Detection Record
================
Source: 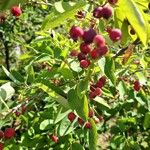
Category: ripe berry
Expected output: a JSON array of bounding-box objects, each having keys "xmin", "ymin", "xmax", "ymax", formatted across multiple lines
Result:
[
  {"xmin": 80, "ymin": 59, "xmax": 90, "ymax": 68},
  {"xmin": 90, "ymin": 85, "xmax": 96, "ymax": 92},
  {"xmin": 11, "ymin": 6, "xmax": 22, "ymax": 17},
  {"xmin": 50, "ymin": 135, "xmax": 59, "ymax": 143},
  {"xmin": 69, "ymin": 26, "xmax": 84, "ymax": 41},
  {"xmin": 94, "ymin": 87, "xmax": 102, "ymax": 96},
  {"xmin": 15, "ymin": 111, "xmax": 21, "ymax": 117},
  {"xmin": 97, "ymin": 46, "xmax": 108, "ymax": 56},
  {"xmin": 78, "ymin": 52, "xmax": 86, "ymax": 61},
  {"xmin": 93, "ymin": 7, "xmax": 103, "ymax": 18},
  {"xmin": 68, "ymin": 112, "xmax": 76, "ymax": 122},
  {"xmin": 94, "ymin": 35, "xmax": 106, "ymax": 48},
  {"xmin": 0, "ymin": 143, "xmax": 3, "ymax": 150},
  {"xmin": 80, "ymin": 43, "xmax": 91, "ymax": 54},
  {"xmin": 96, "ymin": 76, "xmax": 106, "ymax": 88},
  {"xmin": 102, "ymin": 5, "xmax": 113, "ymax": 19},
  {"xmin": 0, "ymin": 130, "xmax": 4, "ymax": 139},
  {"xmin": 78, "ymin": 118, "xmax": 84, "ymax": 125},
  {"xmin": 70, "ymin": 50, "xmax": 79, "ymax": 57},
  {"xmin": 85, "ymin": 122, "xmax": 91, "ymax": 129},
  {"xmin": 108, "ymin": 28, "xmax": 122, "ymax": 42},
  {"xmin": 90, "ymin": 49, "xmax": 99, "ymax": 59},
  {"xmin": 89, "ymin": 91, "xmax": 96, "ymax": 99},
  {"xmin": 4, "ymin": 128, "xmax": 15, "ymax": 139},
  {"xmin": 89, "ymin": 109, "xmax": 94, "ymax": 118},
  {"xmin": 83, "ymin": 28, "xmax": 97, "ymax": 44},
  {"xmin": 133, "ymin": 81, "xmax": 141, "ymax": 92},
  {"xmin": 108, "ymin": 0, "xmax": 118, "ymax": 5}
]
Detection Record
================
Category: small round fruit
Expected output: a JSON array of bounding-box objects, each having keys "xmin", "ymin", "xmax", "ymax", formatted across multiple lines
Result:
[
  {"xmin": 78, "ymin": 52, "xmax": 86, "ymax": 61},
  {"xmin": 70, "ymin": 50, "xmax": 79, "ymax": 57},
  {"xmin": 85, "ymin": 122, "xmax": 91, "ymax": 129},
  {"xmin": 94, "ymin": 35, "xmax": 106, "ymax": 48},
  {"xmin": 80, "ymin": 43, "xmax": 91, "ymax": 54},
  {"xmin": 93, "ymin": 7, "xmax": 103, "ymax": 18},
  {"xmin": 69, "ymin": 26, "xmax": 84, "ymax": 41},
  {"xmin": 96, "ymin": 76, "xmax": 106, "ymax": 88},
  {"xmin": 78, "ymin": 118, "xmax": 84, "ymax": 125},
  {"xmin": 98, "ymin": 115, "xmax": 103, "ymax": 121},
  {"xmin": 4, "ymin": 128, "xmax": 15, "ymax": 139},
  {"xmin": 94, "ymin": 87, "xmax": 102, "ymax": 96},
  {"xmin": 0, "ymin": 130, "xmax": 4, "ymax": 139},
  {"xmin": 11, "ymin": 6, "xmax": 22, "ymax": 17},
  {"xmin": 133, "ymin": 81, "xmax": 141, "ymax": 92},
  {"xmin": 83, "ymin": 28, "xmax": 97, "ymax": 44},
  {"xmin": 108, "ymin": 0, "xmax": 118, "ymax": 5},
  {"xmin": 15, "ymin": 111, "xmax": 21, "ymax": 117},
  {"xmin": 102, "ymin": 5, "xmax": 113, "ymax": 19},
  {"xmin": 93, "ymin": 117, "xmax": 100, "ymax": 124},
  {"xmin": 90, "ymin": 49, "xmax": 99, "ymax": 59},
  {"xmin": 108, "ymin": 28, "xmax": 122, "ymax": 42},
  {"xmin": 97, "ymin": 46, "xmax": 108, "ymax": 56},
  {"xmin": 89, "ymin": 109, "xmax": 94, "ymax": 118},
  {"xmin": 0, "ymin": 143, "xmax": 3, "ymax": 150},
  {"xmin": 68, "ymin": 112, "xmax": 76, "ymax": 122},
  {"xmin": 80, "ymin": 60, "xmax": 90, "ymax": 68},
  {"xmin": 50, "ymin": 135, "xmax": 59, "ymax": 143}
]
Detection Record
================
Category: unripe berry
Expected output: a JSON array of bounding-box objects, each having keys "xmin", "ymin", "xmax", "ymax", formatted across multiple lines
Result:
[
  {"xmin": 108, "ymin": 0, "xmax": 118, "ymax": 5},
  {"xmin": 80, "ymin": 59, "xmax": 90, "ymax": 68},
  {"xmin": 108, "ymin": 28, "xmax": 122, "ymax": 42},
  {"xmin": 94, "ymin": 87, "xmax": 102, "ymax": 96},
  {"xmin": 102, "ymin": 5, "xmax": 113, "ymax": 19},
  {"xmin": 4, "ymin": 128, "xmax": 15, "ymax": 139},
  {"xmin": 94, "ymin": 35, "xmax": 106, "ymax": 48},
  {"xmin": 0, "ymin": 130, "xmax": 4, "ymax": 139},
  {"xmin": 89, "ymin": 109, "xmax": 94, "ymax": 118},
  {"xmin": 11, "ymin": 6, "xmax": 22, "ymax": 17},
  {"xmin": 78, "ymin": 118, "xmax": 84, "ymax": 125},
  {"xmin": 0, "ymin": 143, "xmax": 3, "ymax": 150},
  {"xmin": 98, "ymin": 115, "xmax": 103, "ymax": 121},
  {"xmin": 80, "ymin": 43, "xmax": 91, "ymax": 54},
  {"xmin": 70, "ymin": 50, "xmax": 79, "ymax": 57},
  {"xmin": 133, "ymin": 81, "xmax": 141, "ymax": 92},
  {"xmin": 50, "ymin": 135, "xmax": 59, "ymax": 143},
  {"xmin": 69, "ymin": 26, "xmax": 84, "ymax": 41},
  {"xmin": 68, "ymin": 112, "xmax": 76, "ymax": 122},
  {"xmin": 97, "ymin": 46, "xmax": 108, "ymax": 56},
  {"xmin": 85, "ymin": 122, "xmax": 91, "ymax": 129},
  {"xmin": 93, "ymin": 7, "xmax": 103, "ymax": 18},
  {"xmin": 90, "ymin": 49, "xmax": 99, "ymax": 59},
  {"xmin": 93, "ymin": 117, "xmax": 100, "ymax": 124},
  {"xmin": 83, "ymin": 28, "xmax": 97, "ymax": 44},
  {"xmin": 78, "ymin": 52, "xmax": 86, "ymax": 61}
]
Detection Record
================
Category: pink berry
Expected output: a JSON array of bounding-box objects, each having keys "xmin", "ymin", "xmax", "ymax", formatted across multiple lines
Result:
[
  {"xmin": 85, "ymin": 122, "xmax": 91, "ymax": 129},
  {"xmin": 80, "ymin": 60, "xmax": 90, "ymax": 68},
  {"xmin": 97, "ymin": 46, "xmax": 108, "ymax": 56},
  {"xmin": 94, "ymin": 35, "xmax": 106, "ymax": 48},
  {"xmin": 69, "ymin": 26, "xmax": 84, "ymax": 41},
  {"xmin": 78, "ymin": 52, "xmax": 86, "ymax": 61},
  {"xmin": 90, "ymin": 49, "xmax": 99, "ymax": 59},
  {"xmin": 70, "ymin": 50, "xmax": 79, "ymax": 57},
  {"xmin": 102, "ymin": 5, "xmax": 113, "ymax": 19},
  {"xmin": 108, "ymin": 0, "xmax": 118, "ymax": 5},
  {"xmin": 0, "ymin": 143, "xmax": 3, "ymax": 150},
  {"xmin": 89, "ymin": 109, "xmax": 94, "ymax": 118},
  {"xmin": 4, "ymin": 128, "xmax": 15, "ymax": 139},
  {"xmin": 50, "ymin": 135, "xmax": 59, "ymax": 143},
  {"xmin": 68, "ymin": 112, "xmax": 76, "ymax": 122},
  {"xmin": 78, "ymin": 118, "xmax": 84, "ymax": 125},
  {"xmin": 93, "ymin": 117, "xmax": 100, "ymax": 124},
  {"xmin": 0, "ymin": 131, "xmax": 4, "ymax": 139},
  {"xmin": 108, "ymin": 28, "xmax": 122, "ymax": 42},
  {"xmin": 83, "ymin": 28, "xmax": 97, "ymax": 44},
  {"xmin": 11, "ymin": 6, "xmax": 22, "ymax": 17},
  {"xmin": 94, "ymin": 87, "xmax": 102, "ymax": 96},
  {"xmin": 80, "ymin": 43, "xmax": 91, "ymax": 54},
  {"xmin": 133, "ymin": 81, "xmax": 141, "ymax": 91},
  {"xmin": 93, "ymin": 7, "xmax": 103, "ymax": 18}
]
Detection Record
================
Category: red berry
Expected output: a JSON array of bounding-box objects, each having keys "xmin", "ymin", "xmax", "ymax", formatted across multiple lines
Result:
[
  {"xmin": 98, "ymin": 115, "xmax": 103, "ymax": 121},
  {"xmin": 68, "ymin": 112, "xmax": 76, "ymax": 122},
  {"xmin": 90, "ymin": 49, "xmax": 99, "ymax": 59},
  {"xmin": 89, "ymin": 109, "xmax": 94, "ymax": 118},
  {"xmin": 89, "ymin": 91, "xmax": 96, "ymax": 99},
  {"xmin": 78, "ymin": 118, "xmax": 84, "ymax": 125},
  {"xmin": 94, "ymin": 87, "xmax": 102, "ymax": 96},
  {"xmin": 94, "ymin": 35, "xmax": 106, "ymax": 48},
  {"xmin": 102, "ymin": 5, "xmax": 113, "ymax": 19},
  {"xmin": 83, "ymin": 28, "xmax": 97, "ymax": 44},
  {"xmin": 0, "ymin": 143, "xmax": 3, "ymax": 150},
  {"xmin": 93, "ymin": 7, "xmax": 103, "ymax": 18},
  {"xmin": 11, "ymin": 6, "xmax": 22, "ymax": 17},
  {"xmin": 78, "ymin": 52, "xmax": 86, "ymax": 61},
  {"xmin": 108, "ymin": 0, "xmax": 118, "ymax": 5},
  {"xmin": 108, "ymin": 28, "xmax": 122, "ymax": 42},
  {"xmin": 50, "ymin": 135, "xmax": 59, "ymax": 143},
  {"xmin": 133, "ymin": 81, "xmax": 141, "ymax": 91},
  {"xmin": 85, "ymin": 122, "xmax": 91, "ymax": 129},
  {"xmin": 80, "ymin": 59, "xmax": 90, "ymax": 68},
  {"xmin": 96, "ymin": 76, "xmax": 106, "ymax": 88},
  {"xmin": 80, "ymin": 43, "xmax": 91, "ymax": 54},
  {"xmin": 90, "ymin": 84, "xmax": 96, "ymax": 92},
  {"xmin": 93, "ymin": 117, "xmax": 100, "ymax": 124},
  {"xmin": 70, "ymin": 50, "xmax": 79, "ymax": 57},
  {"xmin": 0, "ymin": 130, "xmax": 4, "ymax": 139},
  {"xmin": 15, "ymin": 111, "xmax": 21, "ymax": 117},
  {"xmin": 97, "ymin": 46, "xmax": 108, "ymax": 56},
  {"xmin": 69, "ymin": 26, "xmax": 84, "ymax": 41},
  {"xmin": 4, "ymin": 128, "xmax": 15, "ymax": 139}
]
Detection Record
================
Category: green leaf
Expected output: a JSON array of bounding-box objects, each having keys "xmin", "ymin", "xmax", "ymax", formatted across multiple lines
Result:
[
  {"xmin": 11, "ymin": 70, "xmax": 24, "ymax": 83},
  {"xmin": 68, "ymin": 89, "xmax": 89, "ymax": 121},
  {"xmin": 58, "ymin": 67, "xmax": 74, "ymax": 79},
  {"xmin": 119, "ymin": 0, "xmax": 148, "ymax": 45},
  {"xmin": 89, "ymin": 118, "xmax": 98, "ymax": 150},
  {"xmin": 42, "ymin": 1, "xmax": 86, "ymax": 30},
  {"xmin": 40, "ymin": 119, "xmax": 53, "ymax": 130},
  {"xmin": 71, "ymin": 143, "xmax": 85, "ymax": 150},
  {"xmin": 25, "ymin": 65, "xmax": 35, "ymax": 84},
  {"xmin": 94, "ymin": 97, "xmax": 110, "ymax": 109},
  {"xmin": 143, "ymin": 112, "xmax": 150, "ymax": 129}
]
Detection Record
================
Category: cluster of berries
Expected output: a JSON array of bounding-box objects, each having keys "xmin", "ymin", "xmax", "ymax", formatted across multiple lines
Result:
[{"xmin": 0, "ymin": 128, "xmax": 16, "ymax": 149}]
